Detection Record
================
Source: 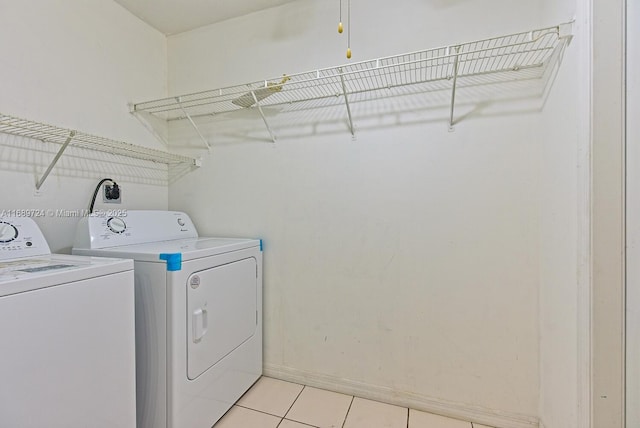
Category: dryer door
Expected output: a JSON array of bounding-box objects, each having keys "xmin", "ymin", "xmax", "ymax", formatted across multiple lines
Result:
[{"xmin": 186, "ymin": 257, "xmax": 257, "ymax": 380}]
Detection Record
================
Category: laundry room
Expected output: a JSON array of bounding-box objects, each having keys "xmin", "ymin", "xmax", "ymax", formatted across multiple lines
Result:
[{"xmin": 0, "ymin": 1, "xmax": 628, "ymax": 428}]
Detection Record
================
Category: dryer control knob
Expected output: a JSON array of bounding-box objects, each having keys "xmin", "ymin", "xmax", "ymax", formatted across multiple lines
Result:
[
  {"xmin": 177, "ymin": 218, "xmax": 185, "ymax": 227},
  {"xmin": 0, "ymin": 222, "xmax": 18, "ymax": 243},
  {"xmin": 107, "ymin": 217, "xmax": 127, "ymax": 234}
]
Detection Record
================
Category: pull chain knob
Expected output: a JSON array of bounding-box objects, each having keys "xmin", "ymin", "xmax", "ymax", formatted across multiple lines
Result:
[{"xmin": 338, "ymin": 21, "xmax": 343, "ymax": 33}]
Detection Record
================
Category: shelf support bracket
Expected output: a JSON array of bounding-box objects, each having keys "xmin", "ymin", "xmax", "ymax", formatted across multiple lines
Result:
[
  {"xmin": 131, "ymin": 108, "xmax": 170, "ymax": 147},
  {"xmin": 448, "ymin": 46, "xmax": 461, "ymax": 132},
  {"xmin": 250, "ymin": 91, "xmax": 277, "ymax": 143},
  {"xmin": 176, "ymin": 97, "xmax": 211, "ymax": 151},
  {"xmin": 36, "ymin": 130, "xmax": 76, "ymax": 190},
  {"xmin": 338, "ymin": 68, "xmax": 355, "ymax": 136}
]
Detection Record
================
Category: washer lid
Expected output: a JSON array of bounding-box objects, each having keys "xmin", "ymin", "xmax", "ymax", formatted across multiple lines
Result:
[{"xmin": 0, "ymin": 254, "xmax": 133, "ymax": 297}]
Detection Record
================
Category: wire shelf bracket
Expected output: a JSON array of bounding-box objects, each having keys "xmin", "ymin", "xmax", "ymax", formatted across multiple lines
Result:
[
  {"xmin": 250, "ymin": 90, "xmax": 277, "ymax": 143},
  {"xmin": 176, "ymin": 96, "xmax": 211, "ymax": 151},
  {"xmin": 132, "ymin": 109, "xmax": 170, "ymax": 147},
  {"xmin": 36, "ymin": 130, "xmax": 76, "ymax": 190},
  {"xmin": 0, "ymin": 113, "xmax": 200, "ymax": 189},
  {"xmin": 338, "ymin": 68, "xmax": 355, "ymax": 136},
  {"xmin": 448, "ymin": 46, "xmax": 461, "ymax": 132},
  {"xmin": 131, "ymin": 22, "xmax": 574, "ymax": 142}
]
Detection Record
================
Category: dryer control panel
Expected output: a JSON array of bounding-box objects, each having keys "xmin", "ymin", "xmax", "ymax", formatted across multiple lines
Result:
[
  {"xmin": 0, "ymin": 217, "xmax": 51, "ymax": 260},
  {"xmin": 74, "ymin": 210, "xmax": 199, "ymax": 249}
]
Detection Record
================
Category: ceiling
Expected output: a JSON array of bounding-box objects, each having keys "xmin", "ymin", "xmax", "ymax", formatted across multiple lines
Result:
[{"xmin": 114, "ymin": 0, "xmax": 300, "ymax": 35}]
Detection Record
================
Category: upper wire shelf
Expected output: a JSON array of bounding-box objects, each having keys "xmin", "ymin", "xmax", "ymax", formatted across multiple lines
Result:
[
  {"xmin": 0, "ymin": 113, "xmax": 199, "ymax": 189},
  {"xmin": 132, "ymin": 22, "xmax": 573, "ymax": 143}
]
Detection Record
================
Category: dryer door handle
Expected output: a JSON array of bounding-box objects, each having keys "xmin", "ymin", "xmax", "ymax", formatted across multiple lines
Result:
[{"xmin": 192, "ymin": 308, "xmax": 208, "ymax": 343}]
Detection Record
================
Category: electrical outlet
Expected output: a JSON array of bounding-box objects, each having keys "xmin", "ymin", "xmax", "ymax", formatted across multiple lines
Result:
[{"xmin": 103, "ymin": 184, "xmax": 122, "ymax": 204}]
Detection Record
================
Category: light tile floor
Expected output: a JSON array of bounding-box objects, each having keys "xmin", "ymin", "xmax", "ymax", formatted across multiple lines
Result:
[{"xmin": 213, "ymin": 376, "xmax": 496, "ymax": 428}]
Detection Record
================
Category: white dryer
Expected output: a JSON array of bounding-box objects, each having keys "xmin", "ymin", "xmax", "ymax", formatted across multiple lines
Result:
[
  {"xmin": 0, "ymin": 217, "xmax": 136, "ymax": 428},
  {"xmin": 73, "ymin": 210, "xmax": 263, "ymax": 428}
]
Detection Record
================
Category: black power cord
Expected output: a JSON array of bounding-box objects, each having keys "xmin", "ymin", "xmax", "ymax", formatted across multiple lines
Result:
[{"xmin": 89, "ymin": 178, "xmax": 118, "ymax": 214}]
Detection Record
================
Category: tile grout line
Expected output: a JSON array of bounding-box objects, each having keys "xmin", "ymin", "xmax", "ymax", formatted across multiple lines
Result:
[
  {"xmin": 280, "ymin": 419, "xmax": 318, "ymax": 428},
  {"xmin": 282, "ymin": 384, "xmax": 307, "ymax": 420},
  {"xmin": 239, "ymin": 380, "xmax": 308, "ymax": 427},
  {"xmin": 235, "ymin": 405, "xmax": 317, "ymax": 428},
  {"xmin": 236, "ymin": 378, "xmax": 479, "ymax": 428},
  {"xmin": 341, "ymin": 396, "xmax": 355, "ymax": 428},
  {"xmin": 236, "ymin": 403, "xmax": 289, "ymax": 420}
]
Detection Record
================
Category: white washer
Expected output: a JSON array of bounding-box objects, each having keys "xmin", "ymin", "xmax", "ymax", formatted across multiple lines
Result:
[
  {"xmin": 73, "ymin": 210, "xmax": 263, "ymax": 428},
  {"xmin": 0, "ymin": 217, "xmax": 136, "ymax": 428}
]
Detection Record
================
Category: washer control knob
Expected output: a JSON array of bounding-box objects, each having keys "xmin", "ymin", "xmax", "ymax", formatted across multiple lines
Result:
[
  {"xmin": 0, "ymin": 222, "xmax": 18, "ymax": 243},
  {"xmin": 107, "ymin": 217, "xmax": 127, "ymax": 234},
  {"xmin": 177, "ymin": 218, "xmax": 185, "ymax": 227}
]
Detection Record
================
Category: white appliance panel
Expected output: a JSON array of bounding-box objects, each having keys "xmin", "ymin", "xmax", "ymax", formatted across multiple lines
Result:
[
  {"xmin": 0, "ymin": 255, "xmax": 133, "ymax": 296},
  {"xmin": 74, "ymin": 210, "xmax": 198, "ymax": 249},
  {"xmin": 0, "ymin": 271, "xmax": 136, "ymax": 428},
  {"xmin": 0, "ymin": 216, "xmax": 50, "ymax": 258},
  {"xmin": 75, "ymin": 237, "xmax": 258, "ymax": 262},
  {"xmin": 72, "ymin": 210, "xmax": 263, "ymax": 428},
  {"xmin": 187, "ymin": 257, "xmax": 258, "ymax": 380},
  {"xmin": 167, "ymin": 249, "xmax": 262, "ymax": 428},
  {"xmin": 133, "ymin": 262, "xmax": 168, "ymax": 428},
  {"xmin": 0, "ymin": 216, "xmax": 136, "ymax": 428}
]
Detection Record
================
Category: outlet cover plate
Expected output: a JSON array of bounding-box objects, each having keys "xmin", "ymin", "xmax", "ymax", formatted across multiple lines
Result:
[{"xmin": 103, "ymin": 184, "xmax": 122, "ymax": 204}]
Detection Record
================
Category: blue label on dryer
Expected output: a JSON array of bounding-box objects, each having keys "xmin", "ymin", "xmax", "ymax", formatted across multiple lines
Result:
[{"xmin": 159, "ymin": 253, "xmax": 182, "ymax": 271}]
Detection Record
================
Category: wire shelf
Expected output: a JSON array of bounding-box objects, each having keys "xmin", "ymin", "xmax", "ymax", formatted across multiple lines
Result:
[
  {"xmin": 0, "ymin": 113, "xmax": 199, "ymax": 189},
  {"xmin": 132, "ymin": 22, "xmax": 573, "ymax": 140}
]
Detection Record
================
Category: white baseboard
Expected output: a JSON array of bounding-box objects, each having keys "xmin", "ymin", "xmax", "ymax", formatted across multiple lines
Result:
[{"xmin": 263, "ymin": 363, "xmax": 539, "ymax": 428}]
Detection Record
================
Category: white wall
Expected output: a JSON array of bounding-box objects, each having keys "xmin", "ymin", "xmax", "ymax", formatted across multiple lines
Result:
[
  {"xmin": 591, "ymin": 0, "xmax": 626, "ymax": 425},
  {"xmin": 0, "ymin": 0, "xmax": 169, "ymax": 252},
  {"xmin": 627, "ymin": 0, "xmax": 639, "ymax": 425},
  {"xmin": 0, "ymin": 1, "xmax": 594, "ymax": 426},
  {"xmin": 168, "ymin": 1, "xmax": 548, "ymax": 425},
  {"xmin": 537, "ymin": 2, "xmax": 582, "ymax": 428}
]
